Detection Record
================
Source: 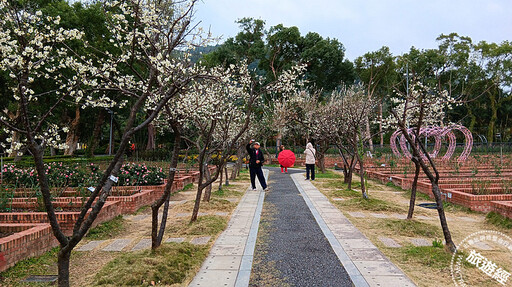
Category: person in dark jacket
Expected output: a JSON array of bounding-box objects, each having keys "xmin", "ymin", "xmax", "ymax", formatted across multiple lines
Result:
[{"xmin": 246, "ymin": 140, "xmax": 268, "ymax": 191}]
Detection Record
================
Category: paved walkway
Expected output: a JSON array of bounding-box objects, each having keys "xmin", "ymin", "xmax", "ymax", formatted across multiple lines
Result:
[
  {"xmin": 290, "ymin": 172, "xmax": 416, "ymax": 287},
  {"xmin": 250, "ymin": 168, "xmax": 352, "ymax": 287},
  {"xmin": 189, "ymin": 169, "xmax": 269, "ymax": 287},
  {"xmin": 190, "ymin": 168, "xmax": 416, "ymax": 287}
]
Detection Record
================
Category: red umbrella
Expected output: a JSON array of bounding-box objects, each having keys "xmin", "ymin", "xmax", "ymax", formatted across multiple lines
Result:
[{"xmin": 278, "ymin": 150, "xmax": 296, "ymax": 168}]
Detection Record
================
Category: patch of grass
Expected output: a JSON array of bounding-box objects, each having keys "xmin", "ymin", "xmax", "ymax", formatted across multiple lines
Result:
[
  {"xmin": 167, "ymin": 215, "xmax": 227, "ymax": 236},
  {"xmin": 0, "ymin": 247, "xmax": 59, "ymax": 287},
  {"xmin": 486, "ymin": 211, "xmax": 512, "ymax": 229},
  {"xmin": 179, "ymin": 198, "xmax": 235, "ymax": 212},
  {"xmin": 332, "ymin": 188, "xmax": 360, "ymax": 198},
  {"xmin": 86, "ymin": 215, "xmax": 125, "ymax": 240},
  {"xmin": 443, "ymin": 202, "xmax": 477, "ymax": 214},
  {"xmin": 93, "ymin": 242, "xmax": 208, "ymax": 286},
  {"xmin": 314, "ymin": 169, "xmax": 342, "ymax": 179},
  {"xmin": 402, "ymin": 189, "xmax": 431, "ymax": 201},
  {"xmin": 213, "ymin": 184, "xmax": 244, "ymax": 198},
  {"xmin": 385, "ymin": 181, "xmax": 402, "ymax": 190},
  {"xmin": 134, "ymin": 205, "xmax": 150, "ymax": 215},
  {"xmin": 398, "ymin": 245, "xmax": 453, "ymax": 269},
  {"xmin": 379, "ymin": 219, "xmax": 440, "ymax": 237},
  {"xmin": 183, "ymin": 183, "xmax": 194, "ymax": 191},
  {"xmin": 338, "ymin": 197, "xmax": 405, "ymax": 212}
]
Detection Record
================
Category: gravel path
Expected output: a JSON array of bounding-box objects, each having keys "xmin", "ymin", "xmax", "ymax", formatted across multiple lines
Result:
[{"xmin": 250, "ymin": 167, "xmax": 352, "ymax": 287}]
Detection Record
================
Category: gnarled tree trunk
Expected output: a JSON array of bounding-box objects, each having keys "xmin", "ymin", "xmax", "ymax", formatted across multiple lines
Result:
[
  {"xmin": 64, "ymin": 106, "xmax": 80, "ymax": 156},
  {"xmin": 407, "ymin": 157, "xmax": 421, "ymax": 219}
]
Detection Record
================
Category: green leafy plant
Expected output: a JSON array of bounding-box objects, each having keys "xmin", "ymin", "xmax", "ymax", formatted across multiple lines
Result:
[{"xmin": 432, "ymin": 238, "xmax": 443, "ymax": 248}]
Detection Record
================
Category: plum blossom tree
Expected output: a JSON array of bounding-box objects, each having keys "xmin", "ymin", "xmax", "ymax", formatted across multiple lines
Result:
[
  {"xmin": 322, "ymin": 86, "xmax": 376, "ymax": 197},
  {"xmin": 184, "ymin": 63, "xmax": 306, "ymax": 222},
  {"xmin": 0, "ymin": 0, "xmax": 214, "ymax": 285},
  {"xmin": 385, "ymin": 79, "xmax": 457, "ymax": 252}
]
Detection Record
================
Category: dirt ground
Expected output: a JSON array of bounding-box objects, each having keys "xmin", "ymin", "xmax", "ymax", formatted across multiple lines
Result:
[{"xmin": 311, "ymin": 170, "xmax": 512, "ymax": 287}]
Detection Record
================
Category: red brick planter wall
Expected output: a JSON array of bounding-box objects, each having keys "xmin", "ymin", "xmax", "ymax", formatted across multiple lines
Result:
[{"xmin": 0, "ymin": 224, "xmax": 58, "ymax": 272}]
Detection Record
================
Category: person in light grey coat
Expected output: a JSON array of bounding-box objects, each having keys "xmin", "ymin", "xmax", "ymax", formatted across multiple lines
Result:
[{"xmin": 304, "ymin": 142, "xmax": 316, "ymax": 180}]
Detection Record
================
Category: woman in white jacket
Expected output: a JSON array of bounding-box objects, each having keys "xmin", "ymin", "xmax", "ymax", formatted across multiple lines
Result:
[{"xmin": 304, "ymin": 142, "xmax": 316, "ymax": 180}]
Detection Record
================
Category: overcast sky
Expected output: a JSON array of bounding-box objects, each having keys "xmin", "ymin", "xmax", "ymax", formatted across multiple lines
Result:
[{"xmin": 193, "ymin": 0, "xmax": 512, "ymax": 60}]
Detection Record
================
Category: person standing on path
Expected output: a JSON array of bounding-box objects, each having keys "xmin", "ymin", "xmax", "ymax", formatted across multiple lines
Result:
[
  {"xmin": 279, "ymin": 145, "xmax": 288, "ymax": 173},
  {"xmin": 246, "ymin": 140, "xmax": 269, "ymax": 191},
  {"xmin": 304, "ymin": 142, "xmax": 316, "ymax": 180}
]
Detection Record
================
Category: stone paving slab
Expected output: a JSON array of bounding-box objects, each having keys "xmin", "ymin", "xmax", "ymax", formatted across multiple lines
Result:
[
  {"xmin": 415, "ymin": 215, "xmax": 432, "ymax": 220},
  {"xmin": 458, "ymin": 216, "xmax": 479, "ymax": 222},
  {"xmin": 203, "ymin": 255, "xmax": 242, "ymax": 270},
  {"xmin": 190, "ymin": 270, "xmax": 237, "ymax": 287},
  {"xmin": 353, "ymin": 260, "xmax": 406, "ymax": 276},
  {"xmin": 191, "ymin": 236, "xmax": 211, "ymax": 245},
  {"xmin": 345, "ymin": 249, "xmax": 387, "ymax": 261},
  {"xmin": 332, "ymin": 229, "xmax": 366, "ymax": 239},
  {"xmin": 131, "ymin": 239, "xmax": 151, "ymax": 251},
  {"xmin": 410, "ymin": 238, "xmax": 430, "ymax": 247},
  {"xmin": 102, "ymin": 239, "xmax": 132, "ymax": 251},
  {"xmin": 370, "ymin": 213, "xmax": 388, "ymax": 219},
  {"xmin": 215, "ymin": 212, "xmax": 229, "ymax": 216},
  {"xmin": 77, "ymin": 240, "xmax": 105, "ymax": 251},
  {"xmin": 365, "ymin": 275, "xmax": 416, "ymax": 287},
  {"xmin": 215, "ymin": 235, "xmax": 247, "ymax": 246},
  {"xmin": 166, "ymin": 237, "xmax": 185, "ymax": 243},
  {"xmin": 378, "ymin": 236, "xmax": 402, "ymax": 248},
  {"xmin": 209, "ymin": 244, "xmax": 245, "ymax": 256},
  {"xmin": 392, "ymin": 214, "xmax": 407, "ymax": 220},
  {"xmin": 340, "ymin": 238, "xmax": 379, "ymax": 250},
  {"xmin": 324, "ymin": 217, "xmax": 353, "ymax": 225}
]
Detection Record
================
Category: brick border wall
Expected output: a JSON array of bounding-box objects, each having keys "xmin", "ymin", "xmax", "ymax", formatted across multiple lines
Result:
[
  {"xmin": 364, "ymin": 169, "xmax": 512, "ymax": 214},
  {"xmin": 0, "ymin": 224, "xmax": 58, "ymax": 272},
  {"xmin": 491, "ymin": 201, "xmax": 512, "ymax": 219}
]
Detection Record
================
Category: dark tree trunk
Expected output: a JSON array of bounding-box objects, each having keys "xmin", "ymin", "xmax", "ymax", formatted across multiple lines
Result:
[
  {"xmin": 230, "ymin": 147, "xmax": 243, "ymax": 180},
  {"xmin": 64, "ymin": 106, "xmax": 80, "ymax": 156},
  {"xmin": 146, "ymin": 122, "xmax": 156, "ymax": 150},
  {"xmin": 392, "ymin": 109, "xmax": 456, "ymax": 252},
  {"xmin": 379, "ymin": 99, "xmax": 384, "ymax": 147},
  {"xmin": 203, "ymin": 162, "xmax": 212, "ymax": 202},
  {"xmin": 151, "ymin": 120, "xmax": 181, "ymax": 249},
  {"xmin": 218, "ymin": 166, "xmax": 223, "ymax": 191},
  {"xmin": 407, "ymin": 158, "xmax": 421, "ymax": 219},
  {"xmin": 57, "ymin": 248, "xmax": 71, "ymax": 287},
  {"xmin": 224, "ymin": 165, "xmax": 229, "ymax": 186},
  {"xmin": 87, "ymin": 109, "xmax": 105, "ymax": 158},
  {"xmin": 356, "ymin": 155, "xmax": 368, "ymax": 199}
]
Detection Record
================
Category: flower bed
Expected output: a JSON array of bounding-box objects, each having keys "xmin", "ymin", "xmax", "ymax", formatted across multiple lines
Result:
[{"xmin": 1, "ymin": 162, "xmax": 166, "ymax": 189}]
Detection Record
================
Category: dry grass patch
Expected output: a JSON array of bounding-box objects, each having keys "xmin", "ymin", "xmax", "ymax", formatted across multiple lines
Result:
[
  {"xmin": 175, "ymin": 198, "xmax": 236, "ymax": 213},
  {"xmin": 166, "ymin": 215, "xmax": 227, "ymax": 237},
  {"xmin": 335, "ymin": 197, "xmax": 406, "ymax": 213},
  {"xmin": 93, "ymin": 242, "xmax": 208, "ymax": 287},
  {"xmin": 377, "ymin": 219, "xmax": 441, "ymax": 238}
]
